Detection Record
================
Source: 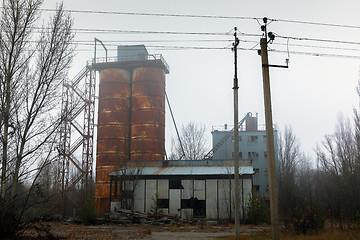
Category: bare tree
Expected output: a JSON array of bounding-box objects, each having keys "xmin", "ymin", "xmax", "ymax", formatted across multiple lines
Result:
[
  {"xmin": 170, "ymin": 122, "xmax": 209, "ymax": 160},
  {"xmin": 110, "ymin": 143, "xmax": 143, "ymax": 211},
  {"xmin": 278, "ymin": 126, "xmax": 301, "ymax": 226},
  {"xmin": 316, "ymin": 114, "xmax": 360, "ymax": 226},
  {"xmin": 311, "ymin": 79, "xmax": 360, "ymax": 227},
  {"xmin": 116, "ymin": 166, "xmax": 142, "ymax": 210},
  {"xmin": 0, "ymin": 0, "xmax": 74, "ymax": 238}
]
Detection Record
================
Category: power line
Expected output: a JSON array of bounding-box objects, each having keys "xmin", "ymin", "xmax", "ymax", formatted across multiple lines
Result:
[
  {"xmin": 4, "ymin": 12, "xmax": 359, "ymax": 59},
  {"xmin": 269, "ymin": 48, "xmax": 360, "ymax": 59},
  {"xmin": 17, "ymin": 41, "xmax": 360, "ymax": 59},
  {"xmin": 270, "ymin": 18, "xmax": 360, "ymax": 30},
  {"xmin": 37, "ymin": 7, "xmax": 360, "ymax": 31},
  {"xmin": 275, "ymin": 33, "xmax": 360, "ymax": 46},
  {"xmin": 38, "ymin": 7, "xmax": 259, "ymax": 21},
  {"xmin": 7, "ymin": 33, "xmax": 360, "ymax": 56},
  {"xmin": 236, "ymin": 29, "xmax": 262, "ymax": 37},
  {"xmin": 34, "ymin": 27, "xmax": 233, "ymax": 36},
  {"xmin": 69, "ymin": 28, "xmax": 360, "ymax": 48},
  {"xmin": 75, "ymin": 39, "xmax": 233, "ymax": 43},
  {"xmin": 38, "ymin": 7, "xmax": 360, "ymax": 31},
  {"xmin": 72, "ymin": 28, "xmax": 261, "ymax": 38},
  {"xmin": 21, "ymin": 37, "xmax": 360, "ymax": 53},
  {"xmin": 4, "ymin": 5, "xmax": 360, "ymax": 31},
  {"xmin": 29, "ymin": 26, "xmax": 261, "ymax": 38},
  {"xmin": 73, "ymin": 39, "xmax": 252, "ymax": 49},
  {"xmin": 240, "ymin": 39, "xmax": 360, "ymax": 52},
  {"xmin": 71, "ymin": 45, "xmax": 360, "ymax": 59},
  {"xmin": 72, "ymin": 38, "xmax": 360, "ymax": 52},
  {"xmin": 75, "ymin": 45, "xmax": 231, "ymax": 51},
  {"xmin": 140, "ymin": 45, "xmax": 230, "ymax": 50}
]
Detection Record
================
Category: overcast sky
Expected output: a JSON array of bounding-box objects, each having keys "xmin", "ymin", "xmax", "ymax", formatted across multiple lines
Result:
[{"xmin": 43, "ymin": 0, "xmax": 360, "ymax": 161}]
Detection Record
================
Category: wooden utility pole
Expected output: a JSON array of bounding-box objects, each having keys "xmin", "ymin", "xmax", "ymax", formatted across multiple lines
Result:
[
  {"xmin": 232, "ymin": 27, "xmax": 240, "ymax": 239},
  {"xmin": 260, "ymin": 27, "xmax": 280, "ymax": 240}
]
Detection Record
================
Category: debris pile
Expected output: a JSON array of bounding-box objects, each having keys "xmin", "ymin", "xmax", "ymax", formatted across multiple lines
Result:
[{"xmin": 104, "ymin": 209, "xmax": 190, "ymax": 225}]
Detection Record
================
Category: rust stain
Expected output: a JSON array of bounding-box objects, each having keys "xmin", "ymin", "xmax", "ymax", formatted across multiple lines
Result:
[
  {"xmin": 154, "ymin": 167, "xmax": 166, "ymax": 175},
  {"xmin": 95, "ymin": 65, "xmax": 167, "ymax": 216},
  {"xmin": 131, "ymin": 68, "xmax": 166, "ymax": 163}
]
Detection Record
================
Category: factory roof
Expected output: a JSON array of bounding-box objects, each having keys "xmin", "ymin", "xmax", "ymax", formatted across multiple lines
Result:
[{"xmin": 109, "ymin": 165, "xmax": 254, "ymax": 177}]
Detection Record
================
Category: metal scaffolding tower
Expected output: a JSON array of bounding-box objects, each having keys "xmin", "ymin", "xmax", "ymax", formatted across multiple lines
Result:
[{"xmin": 58, "ymin": 65, "xmax": 96, "ymax": 201}]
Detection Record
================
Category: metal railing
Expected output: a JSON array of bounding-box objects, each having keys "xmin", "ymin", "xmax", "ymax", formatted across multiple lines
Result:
[
  {"xmin": 87, "ymin": 54, "xmax": 170, "ymax": 72},
  {"xmin": 212, "ymin": 124, "xmax": 276, "ymax": 132}
]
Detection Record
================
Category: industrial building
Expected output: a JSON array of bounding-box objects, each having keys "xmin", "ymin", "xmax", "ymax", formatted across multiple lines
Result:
[
  {"xmin": 109, "ymin": 160, "xmax": 253, "ymax": 220},
  {"xmin": 58, "ymin": 43, "xmax": 268, "ymax": 223},
  {"xmin": 211, "ymin": 113, "xmax": 278, "ymax": 198},
  {"xmin": 87, "ymin": 44, "xmax": 256, "ymax": 220}
]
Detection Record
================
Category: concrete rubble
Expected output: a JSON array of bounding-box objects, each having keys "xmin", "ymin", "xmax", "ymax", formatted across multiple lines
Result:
[{"xmin": 103, "ymin": 209, "xmax": 190, "ymax": 225}]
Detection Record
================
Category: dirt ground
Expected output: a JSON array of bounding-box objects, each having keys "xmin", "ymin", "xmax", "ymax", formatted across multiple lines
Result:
[{"xmin": 22, "ymin": 222, "xmax": 271, "ymax": 240}]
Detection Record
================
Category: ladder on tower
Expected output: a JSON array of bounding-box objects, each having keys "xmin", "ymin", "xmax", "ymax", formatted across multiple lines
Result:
[
  {"xmin": 58, "ymin": 65, "xmax": 95, "ymax": 197},
  {"xmin": 203, "ymin": 112, "xmax": 252, "ymax": 160}
]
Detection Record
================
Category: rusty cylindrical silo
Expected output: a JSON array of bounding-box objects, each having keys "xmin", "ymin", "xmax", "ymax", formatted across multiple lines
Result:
[
  {"xmin": 131, "ymin": 67, "xmax": 166, "ymax": 162},
  {"xmin": 95, "ymin": 68, "xmax": 131, "ymax": 216},
  {"xmin": 94, "ymin": 45, "xmax": 169, "ymax": 216}
]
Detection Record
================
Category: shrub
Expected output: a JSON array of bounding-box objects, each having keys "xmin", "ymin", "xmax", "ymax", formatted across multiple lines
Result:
[
  {"xmin": 245, "ymin": 194, "xmax": 269, "ymax": 225},
  {"xmin": 0, "ymin": 200, "xmax": 23, "ymax": 240},
  {"xmin": 79, "ymin": 195, "xmax": 97, "ymax": 225},
  {"xmin": 33, "ymin": 222, "xmax": 56, "ymax": 239},
  {"xmin": 292, "ymin": 196, "xmax": 325, "ymax": 234},
  {"xmin": 150, "ymin": 192, "xmax": 164, "ymax": 216}
]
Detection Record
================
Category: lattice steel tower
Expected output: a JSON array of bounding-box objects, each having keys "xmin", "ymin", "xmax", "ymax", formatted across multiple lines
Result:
[{"xmin": 58, "ymin": 65, "xmax": 96, "ymax": 203}]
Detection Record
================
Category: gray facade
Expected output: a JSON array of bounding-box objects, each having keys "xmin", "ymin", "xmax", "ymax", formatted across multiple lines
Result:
[{"xmin": 211, "ymin": 115, "xmax": 278, "ymax": 198}]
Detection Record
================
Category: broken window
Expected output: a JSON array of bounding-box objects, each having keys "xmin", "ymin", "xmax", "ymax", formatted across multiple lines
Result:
[
  {"xmin": 181, "ymin": 197, "xmax": 206, "ymax": 218},
  {"xmin": 158, "ymin": 199, "xmax": 169, "ymax": 208},
  {"xmin": 169, "ymin": 179, "xmax": 183, "ymax": 189},
  {"xmin": 248, "ymin": 135, "xmax": 258, "ymax": 142},
  {"xmin": 248, "ymin": 152, "xmax": 259, "ymax": 159}
]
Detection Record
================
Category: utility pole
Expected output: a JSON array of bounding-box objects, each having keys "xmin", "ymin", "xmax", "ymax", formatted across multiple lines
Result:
[
  {"xmin": 232, "ymin": 27, "xmax": 241, "ymax": 240},
  {"xmin": 259, "ymin": 17, "xmax": 284, "ymax": 240}
]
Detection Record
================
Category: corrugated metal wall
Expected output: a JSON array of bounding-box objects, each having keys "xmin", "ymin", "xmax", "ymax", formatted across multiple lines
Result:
[
  {"xmin": 129, "ymin": 178, "xmax": 251, "ymax": 220},
  {"xmin": 134, "ymin": 180, "xmax": 145, "ymax": 212},
  {"xmin": 206, "ymin": 179, "xmax": 217, "ymax": 219}
]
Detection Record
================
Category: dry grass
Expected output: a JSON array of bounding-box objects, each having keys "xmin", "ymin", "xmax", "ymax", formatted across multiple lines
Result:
[
  {"xmin": 20, "ymin": 221, "xmax": 360, "ymax": 240},
  {"xmin": 219, "ymin": 229, "xmax": 360, "ymax": 240},
  {"xmin": 21, "ymin": 222, "xmax": 154, "ymax": 240},
  {"xmin": 168, "ymin": 223, "xmax": 193, "ymax": 232}
]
